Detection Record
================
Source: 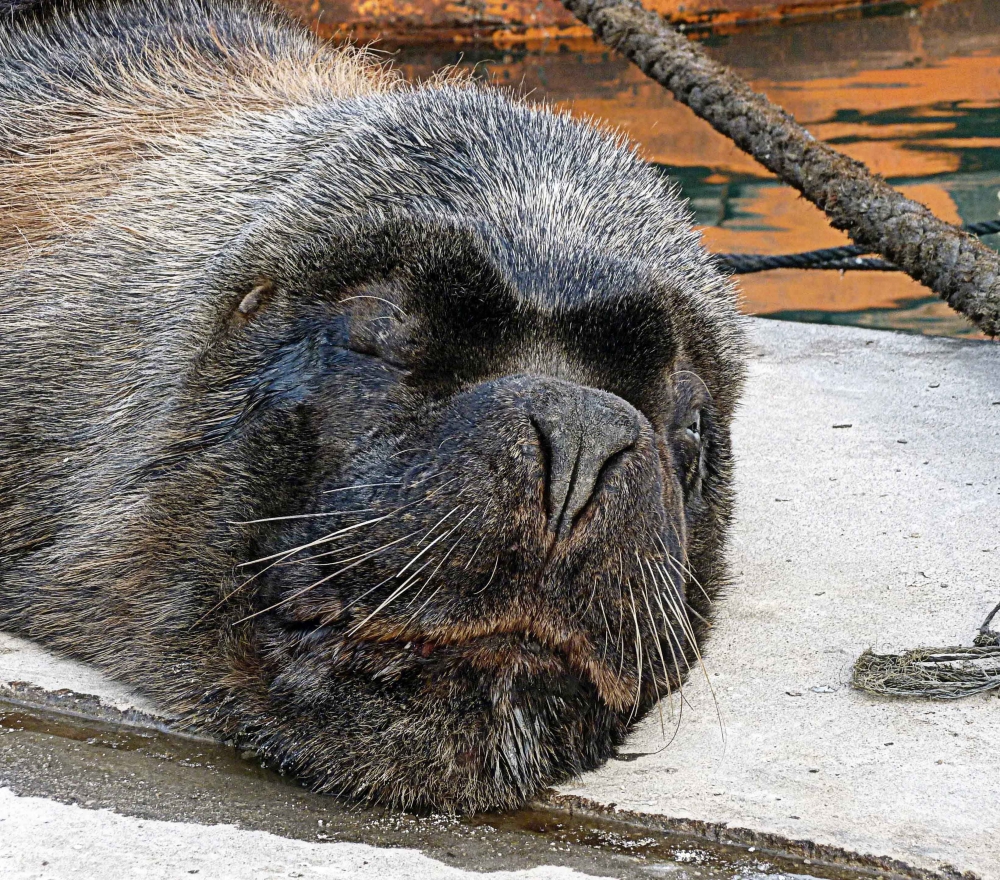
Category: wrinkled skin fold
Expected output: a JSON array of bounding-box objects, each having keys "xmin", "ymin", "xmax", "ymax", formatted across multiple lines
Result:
[{"xmin": 0, "ymin": 0, "xmax": 746, "ymax": 811}]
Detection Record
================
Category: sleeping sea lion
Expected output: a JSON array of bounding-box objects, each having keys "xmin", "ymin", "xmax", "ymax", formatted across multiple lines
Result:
[{"xmin": 0, "ymin": 0, "xmax": 745, "ymax": 811}]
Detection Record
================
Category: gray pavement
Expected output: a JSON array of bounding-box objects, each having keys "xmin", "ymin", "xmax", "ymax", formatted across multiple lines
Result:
[
  {"xmin": 0, "ymin": 788, "xmax": 605, "ymax": 880},
  {"xmin": 2, "ymin": 318, "xmax": 998, "ymax": 879}
]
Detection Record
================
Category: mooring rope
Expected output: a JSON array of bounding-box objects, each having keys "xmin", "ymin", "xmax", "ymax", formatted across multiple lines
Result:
[
  {"xmin": 560, "ymin": 0, "xmax": 1000, "ymax": 337},
  {"xmin": 717, "ymin": 220, "xmax": 1000, "ymax": 275}
]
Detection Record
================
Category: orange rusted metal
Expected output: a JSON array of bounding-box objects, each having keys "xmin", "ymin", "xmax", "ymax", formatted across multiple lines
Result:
[{"xmin": 279, "ymin": 0, "xmax": 921, "ymax": 46}]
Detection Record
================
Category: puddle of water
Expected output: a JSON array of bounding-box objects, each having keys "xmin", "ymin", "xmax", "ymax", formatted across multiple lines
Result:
[
  {"xmin": 386, "ymin": 0, "xmax": 1000, "ymax": 339},
  {"xmin": 0, "ymin": 695, "xmax": 886, "ymax": 880}
]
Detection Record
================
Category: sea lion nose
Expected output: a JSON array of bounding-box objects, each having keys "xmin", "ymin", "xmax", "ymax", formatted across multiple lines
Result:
[{"xmin": 529, "ymin": 384, "xmax": 640, "ymax": 540}]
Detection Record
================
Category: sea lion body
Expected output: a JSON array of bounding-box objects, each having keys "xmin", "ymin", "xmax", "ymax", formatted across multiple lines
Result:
[{"xmin": 0, "ymin": 0, "xmax": 745, "ymax": 811}]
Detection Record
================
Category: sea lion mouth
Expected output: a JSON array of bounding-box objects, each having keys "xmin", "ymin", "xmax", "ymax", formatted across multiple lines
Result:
[{"xmin": 293, "ymin": 619, "xmax": 638, "ymax": 712}]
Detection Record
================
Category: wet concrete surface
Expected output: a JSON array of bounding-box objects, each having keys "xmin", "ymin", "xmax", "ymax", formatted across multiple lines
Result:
[{"xmin": 0, "ymin": 686, "xmax": 880, "ymax": 880}]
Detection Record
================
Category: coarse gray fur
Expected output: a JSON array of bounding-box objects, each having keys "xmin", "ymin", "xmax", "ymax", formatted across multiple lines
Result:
[{"xmin": 0, "ymin": 0, "xmax": 745, "ymax": 811}]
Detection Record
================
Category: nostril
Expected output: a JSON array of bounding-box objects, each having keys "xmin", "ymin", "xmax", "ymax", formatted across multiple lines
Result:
[
  {"xmin": 525, "ymin": 383, "xmax": 642, "ymax": 541},
  {"xmin": 559, "ymin": 429, "xmax": 636, "ymax": 540},
  {"xmin": 584, "ymin": 439, "xmax": 635, "ymax": 503},
  {"xmin": 529, "ymin": 415, "xmax": 553, "ymax": 517}
]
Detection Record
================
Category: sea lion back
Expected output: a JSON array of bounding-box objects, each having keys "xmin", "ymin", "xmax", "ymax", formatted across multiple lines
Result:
[{"xmin": 0, "ymin": 0, "xmax": 393, "ymax": 268}]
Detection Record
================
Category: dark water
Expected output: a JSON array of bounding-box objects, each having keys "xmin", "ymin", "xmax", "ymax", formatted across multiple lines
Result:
[{"xmin": 393, "ymin": 0, "xmax": 1000, "ymax": 339}]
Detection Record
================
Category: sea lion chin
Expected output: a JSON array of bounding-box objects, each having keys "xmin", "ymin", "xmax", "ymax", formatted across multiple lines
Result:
[{"xmin": 0, "ymin": 0, "xmax": 746, "ymax": 812}]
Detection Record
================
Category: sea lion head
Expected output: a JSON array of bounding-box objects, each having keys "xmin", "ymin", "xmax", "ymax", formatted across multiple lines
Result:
[{"xmin": 143, "ymin": 85, "xmax": 745, "ymax": 812}]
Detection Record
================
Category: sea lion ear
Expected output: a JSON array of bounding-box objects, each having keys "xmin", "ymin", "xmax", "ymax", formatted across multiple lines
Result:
[{"xmin": 233, "ymin": 279, "xmax": 274, "ymax": 323}]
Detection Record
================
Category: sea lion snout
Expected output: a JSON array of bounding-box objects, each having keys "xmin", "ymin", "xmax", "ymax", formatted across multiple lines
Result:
[
  {"xmin": 523, "ymin": 378, "xmax": 641, "ymax": 541},
  {"xmin": 408, "ymin": 372, "xmax": 658, "ymax": 560}
]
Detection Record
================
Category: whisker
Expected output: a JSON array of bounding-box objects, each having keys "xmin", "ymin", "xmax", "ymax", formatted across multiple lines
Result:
[
  {"xmin": 625, "ymin": 582, "xmax": 644, "ymax": 720},
  {"xmin": 402, "ymin": 509, "xmax": 477, "ymax": 611},
  {"xmin": 232, "ymin": 530, "xmax": 421, "ymax": 625},
  {"xmin": 615, "ymin": 549, "xmax": 626, "ymax": 679},
  {"xmin": 463, "ymin": 534, "xmax": 487, "ymax": 572},
  {"xmin": 193, "ymin": 497, "xmax": 426, "ymax": 627},
  {"xmin": 338, "ymin": 294, "xmax": 405, "ymax": 315},
  {"xmin": 346, "ymin": 555, "xmax": 438, "ymax": 637},
  {"xmin": 656, "ymin": 533, "xmax": 711, "ymax": 606},
  {"xmin": 472, "ymin": 554, "xmax": 500, "ymax": 596},
  {"xmin": 228, "ymin": 508, "xmax": 374, "ymax": 525},
  {"xmin": 598, "ymin": 598, "xmax": 613, "ymax": 661},
  {"xmin": 401, "ymin": 532, "xmax": 469, "ymax": 623},
  {"xmin": 653, "ymin": 560, "xmax": 725, "ymax": 742},
  {"xmin": 237, "ymin": 509, "xmax": 407, "ymax": 569},
  {"xmin": 655, "ymin": 559, "xmax": 708, "ymax": 658},
  {"xmin": 345, "ymin": 507, "xmax": 476, "ymax": 636},
  {"xmin": 669, "ymin": 369, "xmax": 714, "ymax": 404},
  {"xmin": 393, "ymin": 506, "xmax": 460, "ymax": 578},
  {"xmin": 581, "ymin": 571, "xmax": 600, "ymax": 619},
  {"xmin": 322, "ymin": 481, "xmax": 403, "ymax": 495},
  {"xmin": 650, "ymin": 576, "xmax": 694, "ymax": 712},
  {"xmin": 402, "ymin": 580, "xmax": 445, "ymax": 631},
  {"xmin": 638, "ymin": 562, "xmax": 668, "ymax": 736},
  {"xmin": 639, "ymin": 559, "xmax": 674, "ymax": 697},
  {"xmin": 653, "ymin": 561, "xmax": 700, "ymax": 660},
  {"xmin": 293, "ymin": 528, "xmax": 423, "ymax": 570}
]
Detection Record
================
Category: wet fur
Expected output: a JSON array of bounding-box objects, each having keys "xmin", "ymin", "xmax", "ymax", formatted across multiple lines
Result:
[{"xmin": 0, "ymin": 0, "xmax": 745, "ymax": 811}]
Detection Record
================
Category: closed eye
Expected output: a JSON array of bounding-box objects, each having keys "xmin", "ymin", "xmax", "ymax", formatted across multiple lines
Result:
[{"xmin": 685, "ymin": 409, "xmax": 701, "ymax": 444}]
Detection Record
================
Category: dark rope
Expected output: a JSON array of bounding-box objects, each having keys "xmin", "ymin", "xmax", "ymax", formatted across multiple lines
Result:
[
  {"xmin": 716, "ymin": 220, "xmax": 1000, "ymax": 275},
  {"xmin": 975, "ymin": 599, "xmax": 1000, "ymax": 648},
  {"xmin": 560, "ymin": 0, "xmax": 1000, "ymax": 336},
  {"xmin": 716, "ymin": 250, "xmax": 896, "ymax": 274}
]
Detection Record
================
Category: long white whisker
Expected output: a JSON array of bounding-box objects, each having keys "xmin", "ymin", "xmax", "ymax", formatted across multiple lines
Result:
[
  {"xmin": 321, "ymin": 481, "xmax": 403, "ymax": 495},
  {"xmin": 625, "ymin": 582, "xmax": 644, "ymax": 720},
  {"xmin": 472, "ymin": 554, "xmax": 500, "ymax": 595},
  {"xmin": 232, "ymin": 530, "xmax": 422, "ymax": 625},
  {"xmin": 463, "ymin": 534, "xmax": 487, "ymax": 572},
  {"xmin": 237, "ymin": 509, "xmax": 405, "ymax": 569},
  {"xmin": 638, "ymin": 562, "xmax": 668, "ymax": 737},
  {"xmin": 402, "ymin": 527, "xmax": 470, "ymax": 615},
  {"xmin": 345, "ymin": 507, "xmax": 476, "ymax": 636},
  {"xmin": 228, "ymin": 508, "xmax": 375, "ymax": 525},
  {"xmin": 653, "ymin": 560, "xmax": 725, "ymax": 741},
  {"xmin": 393, "ymin": 506, "xmax": 460, "ymax": 577}
]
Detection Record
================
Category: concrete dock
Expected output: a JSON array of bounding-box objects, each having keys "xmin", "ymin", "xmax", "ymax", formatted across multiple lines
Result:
[{"xmin": 2, "ymin": 318, "xmax": 997, "ymax": 879}]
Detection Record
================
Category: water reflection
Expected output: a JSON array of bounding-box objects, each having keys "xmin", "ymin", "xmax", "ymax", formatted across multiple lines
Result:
[{"xmin": 391, "ymin": 0, "xmax": 1000, "ymax": 338}]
